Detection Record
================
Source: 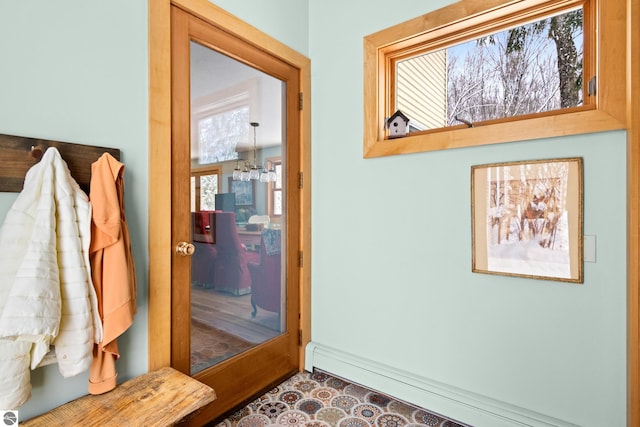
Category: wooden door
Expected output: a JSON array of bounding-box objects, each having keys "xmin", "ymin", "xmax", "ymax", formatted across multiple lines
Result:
[{"xmin": 170, "ymin": 6, "xmax": 301, "ymax": 424}]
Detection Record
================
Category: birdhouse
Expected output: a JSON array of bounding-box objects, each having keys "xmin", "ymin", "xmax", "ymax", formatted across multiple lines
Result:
[{"xmin": 386, "ymin": 110, "xmax": 410, "ymax": 139}]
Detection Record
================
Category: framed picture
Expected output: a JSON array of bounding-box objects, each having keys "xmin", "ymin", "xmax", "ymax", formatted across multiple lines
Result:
[
  {"xmin": 471, "ymin": 158, "xmax": 583, "ymax": 283},
  {"xmin": 229, "ymin": 178, "xmax": 255, "ymax": 206}
]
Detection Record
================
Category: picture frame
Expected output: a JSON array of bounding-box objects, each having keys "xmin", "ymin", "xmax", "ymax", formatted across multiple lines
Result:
[
  {"xmin": 229, "ymin": 178, "xmax": 255, "ymax": 206},
  {"xmin": 471, "ymin": 157, "xmax": 583, "ymax": 283}
]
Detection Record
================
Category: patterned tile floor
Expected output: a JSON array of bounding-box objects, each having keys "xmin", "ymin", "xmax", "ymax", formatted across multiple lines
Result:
[{"xmin": 215, "ymin": 370, "xmax": 469, "ymax": 427}]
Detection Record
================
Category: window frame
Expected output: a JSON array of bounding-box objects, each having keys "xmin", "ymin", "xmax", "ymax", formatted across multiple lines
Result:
[
  {"xmin": 363, "ymin": 0, "xmax": 626, "ymax": 158},
  {"xmin": 191, "ymin": 165, "xmax": 222, "ymax": 212},
  {"xmin": 267, "ymin": 157, "xmax": 283, "ymax": 217}
]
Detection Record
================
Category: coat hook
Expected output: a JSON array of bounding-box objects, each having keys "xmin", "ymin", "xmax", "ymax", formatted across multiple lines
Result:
[{"xmin": 30, "ymin": 145, "xmax": 44, "ymax": 160}]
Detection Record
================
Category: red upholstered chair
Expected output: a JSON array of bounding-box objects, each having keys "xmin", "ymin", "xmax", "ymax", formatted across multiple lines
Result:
[
  {"xmin": 211, "ymin": 211, "xmax": 252, "ymax": 295},
  {"xmin": 248, "ymin": 228, "xmax": 282, "ymax": 317},
  {"xmin": 191, "ymin": 211, "xmax": 217, "ymax": 289}
]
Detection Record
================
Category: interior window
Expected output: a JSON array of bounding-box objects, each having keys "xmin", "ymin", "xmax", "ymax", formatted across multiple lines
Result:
[{"xmin": 363, "ymin": 0, "xmax": 626, "ymax": 157}]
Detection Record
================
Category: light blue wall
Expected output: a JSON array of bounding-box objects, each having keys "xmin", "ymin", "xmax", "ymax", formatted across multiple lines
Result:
[
  {"xmin": 0, "ymin": 0, "xmax": 149, "ymax": 420},
  {"xmin": 307, "ymin": 1, "xmax": 626, "ymax": 426},
  {"xmin": 0, "ymin": 1, "xmax": 627, "ymax": 426},
  {"xmin": 208, "ymin": 0, "xmax": 308, "ymax": 57}
]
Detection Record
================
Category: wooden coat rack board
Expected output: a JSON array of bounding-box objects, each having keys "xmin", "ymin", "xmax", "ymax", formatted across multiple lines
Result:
[{"xmin": 0, "ymin": 133, "xmax": 121, "ymax": 194}]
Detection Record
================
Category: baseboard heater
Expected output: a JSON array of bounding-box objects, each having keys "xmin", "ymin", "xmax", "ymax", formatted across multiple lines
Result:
[{"xmin": 305, "ymin": 342, "xmax": 578, "ymax": 427}]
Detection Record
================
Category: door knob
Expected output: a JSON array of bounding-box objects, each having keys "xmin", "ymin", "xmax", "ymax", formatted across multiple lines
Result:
[{"xmin": 176, "ymin": 241, "xmax": 195, "ymax": 256}]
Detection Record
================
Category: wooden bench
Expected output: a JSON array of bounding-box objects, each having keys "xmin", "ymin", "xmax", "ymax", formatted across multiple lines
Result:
[{"xmin": 22, "ymin": 367, "xmax": 216, "ymax": 426}]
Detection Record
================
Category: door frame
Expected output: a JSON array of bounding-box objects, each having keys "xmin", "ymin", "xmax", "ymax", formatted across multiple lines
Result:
[{"xmin": 148, "ymin": 0, "xmax": 311, "ymax": 372}]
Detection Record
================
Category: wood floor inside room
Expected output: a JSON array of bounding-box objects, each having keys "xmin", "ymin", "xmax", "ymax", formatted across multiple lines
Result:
[{"xmin": 190, "ymin": 286, "xmax": 282, "ymax": 373}]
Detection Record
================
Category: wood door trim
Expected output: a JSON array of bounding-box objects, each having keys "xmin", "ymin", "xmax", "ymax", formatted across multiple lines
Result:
[
  {"xmin": 169, "ymin": 5, "xmax": 192, "ymax": 374},
  {"xmin": 148, "ymin": 0, "xmax": 173, "ymax": 369},
  {"xmin": 148, "ymin": 0, "xmax": 311, "ymax": 372},
  {"xmin": 172, "ymin": 0, "xmax": 309, "ymax": 70}
]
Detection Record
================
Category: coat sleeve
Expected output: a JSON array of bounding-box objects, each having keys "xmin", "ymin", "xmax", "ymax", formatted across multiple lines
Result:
[
  {"xmin": 0, "ymin": 149, "xmax": 62, "ymax": 408},
  {"xmin": 0, "ymin": 151, "xmax": 61, "ymax": 367}
]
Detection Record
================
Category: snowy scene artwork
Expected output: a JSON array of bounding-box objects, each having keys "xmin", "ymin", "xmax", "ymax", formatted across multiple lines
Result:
[{"xmin": 472, "ymin": 158, "xmax": 583, "ymax": 283}]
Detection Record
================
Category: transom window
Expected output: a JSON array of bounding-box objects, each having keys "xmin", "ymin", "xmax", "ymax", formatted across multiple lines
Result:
[
  {"xmin": 363, "ymin": 0, "xmax": 626, "ymax": 158},
  {"xmin": 396, "ymin": 6, "xmax": 585, "ymax": 131}
]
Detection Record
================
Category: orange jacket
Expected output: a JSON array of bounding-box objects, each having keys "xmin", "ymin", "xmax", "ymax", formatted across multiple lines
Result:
[{"xmin": 88, "ymin": 153, "xmax": 136, "ymax": 395}]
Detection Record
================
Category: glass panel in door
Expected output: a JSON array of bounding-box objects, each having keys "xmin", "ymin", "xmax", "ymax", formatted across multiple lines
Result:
[{"xmin": 188, "ymin": 41, "xmax": 286, "ymax": 375}]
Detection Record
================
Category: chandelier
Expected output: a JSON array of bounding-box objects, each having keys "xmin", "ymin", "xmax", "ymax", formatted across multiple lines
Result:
[{"xmin": 232, "ymin": 122, "xmax": 276, "ymax": 183}]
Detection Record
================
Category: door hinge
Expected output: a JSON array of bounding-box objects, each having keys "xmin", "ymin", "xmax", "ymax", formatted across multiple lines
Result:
[
  {"xmin": 298, "ymin": 329, "xmax": 303, "ymax": 346},
  {"xmin": 588, "ymin": 76, "xmax": 597, "ymax": 96},
  {"xmin": 298, "ymin": 171, "xmax": 304, "ymax": 189},
  {"xmin": 299, "ymin": 250, "xmax": 304, "ymax": 267},
  {"xmin": 299, "ymin": 92, "xmax": 304, "ymax": 110}
]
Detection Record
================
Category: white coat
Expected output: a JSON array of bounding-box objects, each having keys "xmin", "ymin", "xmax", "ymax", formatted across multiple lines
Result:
[{"xmin": 0, "ymin": 148, "xmax": 102, "ymax": 409}]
